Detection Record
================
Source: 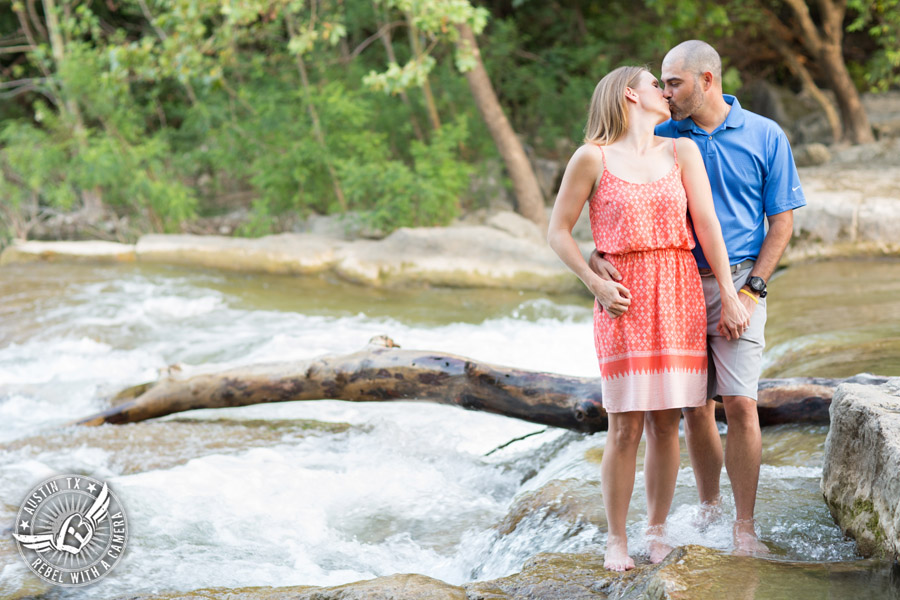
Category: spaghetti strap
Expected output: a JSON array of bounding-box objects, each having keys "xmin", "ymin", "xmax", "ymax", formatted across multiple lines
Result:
[
  {"xmin": 672, "ymin": 139, "xmax": 678, "ymax": 166},
  {"xmin": 597, "ymin": 144, "xmax": 608, "ymax": 169}
]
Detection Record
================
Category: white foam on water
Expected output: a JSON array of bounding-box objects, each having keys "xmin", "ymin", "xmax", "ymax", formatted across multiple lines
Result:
[{"xmin": 0, "ymin": 265, "xmax": 872, "ymax": 598}]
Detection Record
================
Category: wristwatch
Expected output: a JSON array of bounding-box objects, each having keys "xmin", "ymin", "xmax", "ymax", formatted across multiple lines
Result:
[{"xmin": 745, "ymin": 276, "xmax": 767, "ymax": 298}]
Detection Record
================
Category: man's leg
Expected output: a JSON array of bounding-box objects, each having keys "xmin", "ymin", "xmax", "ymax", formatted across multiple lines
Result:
[
  {"xmin": 682, "ymin": 399, "xmax": 723, "ymax": 507},
  {"xmin": 721, "ymin": 394, "xmax": 768, "ymax": 554}
]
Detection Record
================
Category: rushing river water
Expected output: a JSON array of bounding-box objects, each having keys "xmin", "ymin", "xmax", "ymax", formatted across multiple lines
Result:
[{"xmin": 1, "ymin": 259, "xmax": 899, "ymax": 599}]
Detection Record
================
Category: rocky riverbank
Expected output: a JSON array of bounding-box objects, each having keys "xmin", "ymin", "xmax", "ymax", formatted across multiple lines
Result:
[
  {"xmin": 3, "ymin": 139, "xmax": 900, "ymax": 293},
  {"xmin": 3, "ymin": 138, "xmax": 900, "ymax": 289},
  {"xmin": 116, "ymin": 544, "xmax": 895, "ymax": 600},
  {"xmin": 822, "ymin": 377, "xmax": 900, "ymax": 562}
]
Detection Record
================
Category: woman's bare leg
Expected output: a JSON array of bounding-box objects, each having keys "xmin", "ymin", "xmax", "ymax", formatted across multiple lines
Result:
[
  {"xmin": 643, "ymin": 409, "xmax": 683, "ymax": 563},
  {"xmin": 601, "ymin": 411, "xmax": 644, "ymax": 571}
]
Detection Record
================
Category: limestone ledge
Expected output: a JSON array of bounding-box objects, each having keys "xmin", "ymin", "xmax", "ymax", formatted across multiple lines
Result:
[
  {"xmin": 119, "ymin": 545, "xmax": 896, "ymax": 600},
  {"xmin": 821, "ymin": 378, "xmax": 900, "ymax": 561},
  {"xmin": 0, "ymin": 224, "xmax": 583, "ymax": 293},
  {"xmin": 3, "ymin": 176, "xmax": 900, "ymax": 289},
  {"xmin": 0, "ymin": 239, "xmax": 136, "ymax": 265}
]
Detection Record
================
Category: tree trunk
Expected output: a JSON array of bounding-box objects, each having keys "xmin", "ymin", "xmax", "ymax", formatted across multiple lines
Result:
[
  {"xmin": 819, "ymin": 44, "xmax": 875, "ymax": 144},
  {"xmin": 406, "ymin": 13, "xmax": 441, "ymax": 132},
  {"xmin": 72, "ymin": 336, "xmax": 878, "ymax": 430},
  {"xmin": 763, "ymin": 24, "xmax": 841, "ymax": 143},
  {"xmin": 284, "ymin": 21, "xmax": 347, "ymax": 211},
  {"xmin": 455, "ymin": 23, "xmax": 547, "ymax": 232},
  {"xmin": 779, "ymin": 0, "xmax": 874, "ymax": 144},
  {"xmin": 376, "ymin": 5, "xmax": 425, "ymax": 142}
]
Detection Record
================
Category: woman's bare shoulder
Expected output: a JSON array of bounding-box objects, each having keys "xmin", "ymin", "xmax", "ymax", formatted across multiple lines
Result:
[
  {"xmin": 568, "ymin": 142, "xmax": 604, "ymax": 168},
  {"xmin": 673, "ymin": 136, "xmax": 700, "ymax": 153}
]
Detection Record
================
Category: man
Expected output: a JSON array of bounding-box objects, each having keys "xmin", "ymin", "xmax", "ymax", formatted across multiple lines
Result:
[{"xmin": 589, "ymin": 40, "xmax": 805, "ymax": 554}]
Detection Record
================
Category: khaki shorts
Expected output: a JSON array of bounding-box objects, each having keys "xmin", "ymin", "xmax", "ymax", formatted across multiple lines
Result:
[{"xmin": 698, "ymin": 262, "xmax": 766, "ymax": 401}]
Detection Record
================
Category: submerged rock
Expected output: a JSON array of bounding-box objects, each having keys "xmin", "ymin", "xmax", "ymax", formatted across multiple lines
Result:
[
  {"xmin": 120, "ymin": 546, "xmax": 899, "ymax": 599},
  {"xmin": 822, "ymin": 378, "xmax": 900, "ymax": 561},
  {"xmin": 468, "ymin": 545, "xmax": 899, "ymax": 599},
  {"xmin": 496, "ymin": 479, "xmax": 606, "ymax": 537},
  {"xmin": 126, "ymin": 573, "xmax": 464, "ymax": 599}
]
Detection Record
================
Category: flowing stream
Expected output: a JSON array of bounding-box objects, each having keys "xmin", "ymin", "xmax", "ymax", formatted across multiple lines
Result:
[{"xmin": 1, "ymin": 259, "xmax": 899, "ymax": 598}]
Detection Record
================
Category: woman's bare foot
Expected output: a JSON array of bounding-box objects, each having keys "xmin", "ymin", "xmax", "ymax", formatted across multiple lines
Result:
[
  {"xmin": 645, "ymin": 525, "xmax": 673, "ymax": 564},
  {"xmin": 604, "ymin": 534, "xmax": 635, "ymax": 571},
  {"xmin": 732, "ymin": 520, "xmax": 769, "ymax": 556},
  {"xmin": 691, "ymin": 498, "xmax": 722, "ymax": 531}
]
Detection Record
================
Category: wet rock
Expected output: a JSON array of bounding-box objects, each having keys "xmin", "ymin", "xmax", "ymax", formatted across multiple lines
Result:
[
  {"xmin": 0, "ymin": 239, "xmax": 135, "ymax": 265},
  {"xmin": 822, "ymin": 378, "xmax": 900, "ymax": 560},
  {"xmin": 466, "ymin": 550, "xmax": 614, "ymax": 599},
  {"xmin": 127, "ymin": 574, "xmax": 465, "ymax": 599},
  {"xmin": 114, "ymin": 546, "xmax": 900, "ymax": 600},
  {"xmin": 497, "ymin": 479, "xmax": 606, "ymax": 537}
]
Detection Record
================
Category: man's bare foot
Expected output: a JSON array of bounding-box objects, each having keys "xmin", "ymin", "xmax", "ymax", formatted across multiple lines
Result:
[
  {"xmin": 732, "ymin": 520, "xmax": 769, "ymax": 556},
  {"xmin": 692, "ymin": 498, "xmax": 723, "ymax": 531},
  {"xmin": 646, "ymin": 525, "xmax": 673, "ymax": 564},
  {"xmin": 604, "ymin": 534, "xmax": 635, "ymax": 571}
]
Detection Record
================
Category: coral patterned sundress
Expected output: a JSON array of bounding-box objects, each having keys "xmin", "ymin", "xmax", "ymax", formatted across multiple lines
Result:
[{"xmin": 590, "ymin": 141, "xmax": 707, "ymax": 412}]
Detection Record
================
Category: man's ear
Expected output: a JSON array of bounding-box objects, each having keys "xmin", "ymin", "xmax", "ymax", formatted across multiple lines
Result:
[{"xmin": 700, "ymin": 71, "xmax": 715, "ymax": 91}]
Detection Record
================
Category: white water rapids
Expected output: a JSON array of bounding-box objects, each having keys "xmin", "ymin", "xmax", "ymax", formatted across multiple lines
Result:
[{"xmin": 0, "ymin": 263, "xmax": 871, "ymax": 598}]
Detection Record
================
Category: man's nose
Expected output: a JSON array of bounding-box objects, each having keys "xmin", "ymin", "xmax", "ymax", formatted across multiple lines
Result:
[{"xmin": 662, "ymin": 88, "xmax": 672, "ymax": 99}]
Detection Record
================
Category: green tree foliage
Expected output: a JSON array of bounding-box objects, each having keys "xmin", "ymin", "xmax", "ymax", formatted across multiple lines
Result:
[
  {"xmin": 848, "ymin": 0, "xmax": 900, "ymax": 90},
  {"xmin": 0, "ymin": 0, "xmax": 897, "ymax": 241}
]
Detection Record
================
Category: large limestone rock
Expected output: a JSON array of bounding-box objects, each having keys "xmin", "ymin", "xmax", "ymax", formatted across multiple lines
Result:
[
  {"xmin": 136, "ymin": 233, "xmax": 345, "ymax": 275},
  {"xmin": 116, "ymin": 545, "xmax": 898, "ymax": 600},
  {"xmin": 332, "ymin": 226, "xmax": 576, "ymax": 291},
  {"xmin": 821, "ymin": 378, "xmax": 900, "ymax": 560},
  {"xmin": 1, "ymin": 223, "xmax": 583, "ymax": 292},
  {"xmin": 0, "ymin": 239, "xmax": 135, "ymax": 265},
  {"xmin": 126, "ymin": 574, "xmax": 464, "ymax": 600},
  {"xmin": 787, "ymin": 144, "xmax": 900, "ymax": 262}
]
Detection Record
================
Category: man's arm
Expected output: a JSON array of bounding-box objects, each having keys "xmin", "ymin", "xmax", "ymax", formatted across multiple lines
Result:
[{"xmin": 741, "ymin": 210, "xmax": 793, "ymax": 309}]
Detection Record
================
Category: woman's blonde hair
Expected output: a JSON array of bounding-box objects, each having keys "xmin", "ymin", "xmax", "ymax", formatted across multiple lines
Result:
[{"xmin": 584, "ymin": 66, "xmax": 649, "ymax": 145}]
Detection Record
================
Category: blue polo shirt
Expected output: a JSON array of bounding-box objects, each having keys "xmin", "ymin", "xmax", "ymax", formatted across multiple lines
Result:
[{"xmin": 655, "ymin": 95, "xmax": 806, "ymax": 269}]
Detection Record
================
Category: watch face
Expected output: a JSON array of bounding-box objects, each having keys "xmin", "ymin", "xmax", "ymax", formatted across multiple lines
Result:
[{"xmin": 748, "ymin": 277, "xmax": 766, "ymax": 292}]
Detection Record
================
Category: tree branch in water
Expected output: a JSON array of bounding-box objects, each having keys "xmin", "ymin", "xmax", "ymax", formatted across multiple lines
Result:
[{"xmin": 73, "ymin": 336, "xmax": 881, "ymax": 430}]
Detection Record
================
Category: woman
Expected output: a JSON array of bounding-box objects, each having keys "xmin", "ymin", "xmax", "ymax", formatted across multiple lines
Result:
[{"xmin": 547, "ymin": 66, "xmax": 749, "ymax": 571}]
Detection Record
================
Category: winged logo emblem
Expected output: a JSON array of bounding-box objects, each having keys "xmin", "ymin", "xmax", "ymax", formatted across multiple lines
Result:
[{"xmin": 14, "ymin": 483, "xmax": 110, "ymax": 555}]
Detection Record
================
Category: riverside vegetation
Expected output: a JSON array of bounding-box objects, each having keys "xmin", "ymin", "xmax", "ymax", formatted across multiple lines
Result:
[{"xmin": 2, "ymin": 0, "xmax": 900, "ymax": 245}]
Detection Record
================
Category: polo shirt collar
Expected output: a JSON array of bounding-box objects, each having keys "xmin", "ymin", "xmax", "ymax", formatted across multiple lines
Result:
[{"xmin": 674, "ymin": 94, "xmax": 746, "ymax": 132}]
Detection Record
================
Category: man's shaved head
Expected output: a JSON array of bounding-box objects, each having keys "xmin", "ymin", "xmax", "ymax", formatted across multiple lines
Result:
[{"xmin": 663, "ymin": 40, "xmax": 722, "ymax": 83}]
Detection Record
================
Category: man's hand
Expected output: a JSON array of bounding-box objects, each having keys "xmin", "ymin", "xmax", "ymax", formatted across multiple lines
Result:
[
  {"xmin": 716, "ymin": 293, "xmax": 752, "ymax": 340},
  {"xmin": 588, "ymin": 249, "xmax": 622, "ymax": 281},
  {"xmin": 589, "ymin": 277, "xmax": 631, "ymax": 318}
]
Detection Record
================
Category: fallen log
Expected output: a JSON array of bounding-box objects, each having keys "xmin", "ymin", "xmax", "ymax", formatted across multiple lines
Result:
[{"xmin": 73, "ymin": 336, "xmax": 888, "ymax": 431}]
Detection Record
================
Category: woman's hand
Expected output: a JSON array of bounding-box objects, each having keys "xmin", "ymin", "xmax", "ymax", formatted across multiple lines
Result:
[
  {"xmin": 716, "ymin": 292, "xmax": 751, "ymax": 340},
  {"xmin": 589, "ymin": 276, "xmax": 632, "ymax": 318}
]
